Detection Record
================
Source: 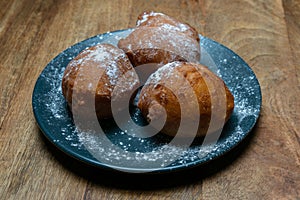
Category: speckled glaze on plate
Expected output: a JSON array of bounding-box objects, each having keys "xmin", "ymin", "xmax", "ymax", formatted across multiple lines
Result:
[{"xmin": 32, "ymin": 29, "xmax": 261, "ymax": 173}]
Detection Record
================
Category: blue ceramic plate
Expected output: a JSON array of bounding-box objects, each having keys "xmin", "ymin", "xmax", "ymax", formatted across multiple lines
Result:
[{"xmin": 32, "ymin": 29, "xmax": 261, "ymax": 173}]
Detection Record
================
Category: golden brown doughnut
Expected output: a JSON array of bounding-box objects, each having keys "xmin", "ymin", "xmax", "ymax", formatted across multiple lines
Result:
[
  {"xmin": 62, "ymin": 43, "xmax": 139, "ymax": 120},
  {"xmin": 137, "ymin": 61, "xmax": 234, "ymax": 137},
  {"xmin": 118, "ymin": 11, "xmax": 200, "ymax": 67}
]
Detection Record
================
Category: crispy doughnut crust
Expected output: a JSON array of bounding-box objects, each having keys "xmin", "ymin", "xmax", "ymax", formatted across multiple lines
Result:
[
  {"xmin": 118, "ymin": 11, "xmax": 200, "ymax": 67},
  {"xmin": 62, "ymin": 43, "xmax": 139, "ymax": 120},
  {"xmin": 137, "ymin": 62, "xmax": 234, "ymax": 137}
]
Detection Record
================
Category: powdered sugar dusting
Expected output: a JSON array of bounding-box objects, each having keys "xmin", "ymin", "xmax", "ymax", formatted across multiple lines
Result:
[
  {"xmin": 119, "ymin": 26, "xmax": 200, "ymax": 63},
  {"xmin": 136, "ymin": 11, "xmax": 163, "ymax": 26},
  {"xmin": 160, "ymin": 23, "xmax": 189, "ymax": 33},
  {"xmin": 66, "ymin": 44, "xmax": 131, "ymax": 87},
  {"xmin": 135, "ymin": 11, "xmax": 196, "ymax": 40},
  {"xmin": 145, "ymin": 61, "xmax": 182, "ymax": 84},
  {"xmin": 118, "ymin": 12, "xmax": 200, "ymax": 65}
]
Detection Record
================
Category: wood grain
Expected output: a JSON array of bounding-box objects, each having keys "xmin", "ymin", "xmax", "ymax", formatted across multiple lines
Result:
[
  {"xmin": 283, "ymin": 0, "xmax": 300, "ymax": 140},
  {"xmin": 0, "ymin": 0, "xmax": 299, "ymax": 199},
  {"xmin": 201, "ymin": 0, "xmax": 300, "ymax": 199}
]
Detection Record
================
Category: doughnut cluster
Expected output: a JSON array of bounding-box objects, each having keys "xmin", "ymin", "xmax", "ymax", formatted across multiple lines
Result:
[{"xmin": 62, "ymin": 11, "xmax": 234, "ymax": 137}]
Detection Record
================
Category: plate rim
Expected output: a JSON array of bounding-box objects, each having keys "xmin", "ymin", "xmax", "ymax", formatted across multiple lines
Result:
[{"xmin": 32, "ymin": 28, "xmax": 262, "ymax": 173}]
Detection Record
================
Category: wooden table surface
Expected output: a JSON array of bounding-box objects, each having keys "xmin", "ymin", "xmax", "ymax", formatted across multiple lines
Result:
[{"xmin": 1, "ymin": 0, "xmax": 299, "ymax": 199}]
